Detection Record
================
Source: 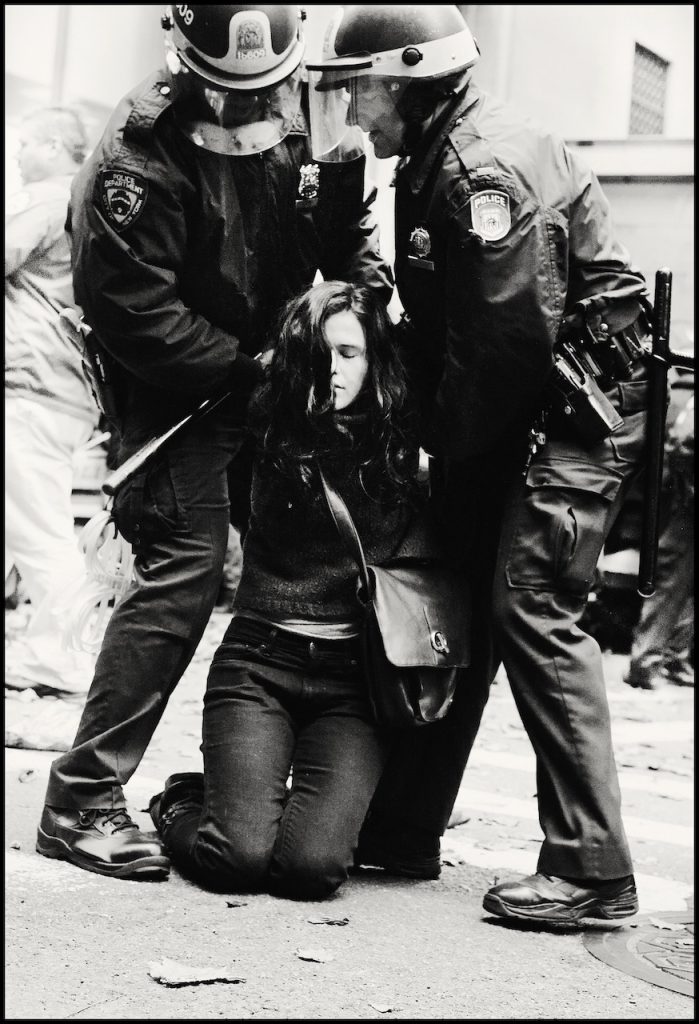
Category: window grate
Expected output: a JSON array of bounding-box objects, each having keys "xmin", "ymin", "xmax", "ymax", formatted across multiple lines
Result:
[{"xmin": 630, "ymin": 42, "xmax": 669, "ymax": 135}]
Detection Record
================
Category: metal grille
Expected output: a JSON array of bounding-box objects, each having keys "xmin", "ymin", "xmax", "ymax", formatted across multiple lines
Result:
[{"xmin": 630, "ymin": 42, "xmax": 669, "ymax": 135}]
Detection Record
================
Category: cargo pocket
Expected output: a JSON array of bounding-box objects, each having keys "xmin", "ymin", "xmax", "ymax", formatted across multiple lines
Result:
[
  {"xmin": 111, "ymin": 455, "xmax": 187, "ymax": 549},
  {"xmin": 505, "ymin": 459, "xmax": 623, "ymax": 596}
]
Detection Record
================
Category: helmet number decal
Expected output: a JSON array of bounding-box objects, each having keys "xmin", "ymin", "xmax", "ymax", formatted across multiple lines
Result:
[
  {"xmin": 469, "ymin": 189, "xmax": 511, "ymax": 242},
  {"xmin": 176, "ymin": 5, "xmax": 194, "ymax": 27},
  {"xmin": 100, "ymin": 170, "xmax": 148, "ymax": 233}
]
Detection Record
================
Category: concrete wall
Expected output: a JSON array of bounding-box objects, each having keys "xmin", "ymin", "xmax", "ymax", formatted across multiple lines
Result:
[{"xmin": 461, "ymin": 5, "xmax": 694, "ymax": 140}]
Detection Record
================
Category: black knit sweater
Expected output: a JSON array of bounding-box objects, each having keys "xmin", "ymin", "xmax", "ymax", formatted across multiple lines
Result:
[{"xmin": 233, "ymin": 407, "xmax": 441, "ymax": 622}]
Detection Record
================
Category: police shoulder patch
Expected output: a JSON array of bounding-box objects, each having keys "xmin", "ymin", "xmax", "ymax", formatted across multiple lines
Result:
[
  {"xmin": 100, "ymin": 169, "xmax": 148, "ymax": 232},
  {"xmin": 469, "ymin": 189, "xmax": 511, "ymax": 242}
]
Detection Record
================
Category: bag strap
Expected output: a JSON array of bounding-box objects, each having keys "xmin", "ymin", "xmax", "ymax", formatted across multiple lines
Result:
[{"xmin": 317, "ymin": 466, "xmax": 372, "ymax": 595}]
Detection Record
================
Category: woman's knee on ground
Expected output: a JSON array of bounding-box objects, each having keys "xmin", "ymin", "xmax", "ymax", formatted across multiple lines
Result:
[
  {"xmin": 268, "ymin": 846, "xmax": 348, "ymax": 901},
  {"xmin": 194, "ymin": 831, "xmax": 274, "ymax": 892}
]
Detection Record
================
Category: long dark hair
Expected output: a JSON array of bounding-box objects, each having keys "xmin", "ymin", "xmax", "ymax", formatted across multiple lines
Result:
[{"xmin": 250, "ymin": 280, "xmax": 416, "ymax": 498}]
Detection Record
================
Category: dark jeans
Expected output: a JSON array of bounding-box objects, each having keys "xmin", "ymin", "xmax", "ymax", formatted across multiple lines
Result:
[
  {"xmin": 45, "ymin": 411, "xmax": 243, "ymax": 809},
  {"xmin": 165, "ymin": 618, "xmax": 389, "ymax": 901},
  {"xmin": 364, "ymin": 368, "xmax": 649, "ymax": 881}
]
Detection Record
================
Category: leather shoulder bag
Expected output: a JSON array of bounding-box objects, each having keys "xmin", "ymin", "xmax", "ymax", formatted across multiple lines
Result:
[{"xmin": 318, "ymin": 468, "xmax": 472, "ymax": 728}]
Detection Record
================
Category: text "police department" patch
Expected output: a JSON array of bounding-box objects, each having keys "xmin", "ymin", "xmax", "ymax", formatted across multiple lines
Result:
[
  {"xmin": 469, "ymin": 189, "xmax": 511, "ymax": 242},
  {"xmin": 100, "ymin": 170, "xmax": 148, "ymax": 232}
]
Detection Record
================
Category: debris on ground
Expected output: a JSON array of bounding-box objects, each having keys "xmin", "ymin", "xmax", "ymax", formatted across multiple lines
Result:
[
  {"xmin": 296, "ymin": 948, "xmax": 335, "ymax": 963},
  {"xmin": 148, "ymin": 957, "xmax": 245, "ymax": 987},
  {"xmin": 307, "ymin": 915, "xmax": 349, "ymax": 926}
]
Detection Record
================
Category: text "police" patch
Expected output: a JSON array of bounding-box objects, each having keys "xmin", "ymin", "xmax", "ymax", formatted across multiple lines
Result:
[
  {"xmin": 100, "ymin": 170, "xmax": 148, "ymax": 232},
  {"xmin": 469, "ymin": 189, "xmax": 511, "ymax": 242}
]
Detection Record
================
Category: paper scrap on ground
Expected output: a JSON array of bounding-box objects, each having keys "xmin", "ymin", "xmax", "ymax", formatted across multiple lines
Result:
[{"xmin": 148, "ymin": 958, "xmax": 245, "ymax": 987}]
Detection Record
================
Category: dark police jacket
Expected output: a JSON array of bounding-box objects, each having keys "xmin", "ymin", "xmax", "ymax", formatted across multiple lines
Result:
[
  {"xmin": 69, "ymin": 72, "xmax": 393, "ymax": 441},
  {"xmin": 394, "ymin": 81, "xmax": 648, "ymax": 460}
]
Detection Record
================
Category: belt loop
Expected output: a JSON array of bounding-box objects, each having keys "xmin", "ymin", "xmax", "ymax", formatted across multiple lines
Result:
[{"xmin": 260, "ymin": 626, "xmax": 278, "ymax": 655}]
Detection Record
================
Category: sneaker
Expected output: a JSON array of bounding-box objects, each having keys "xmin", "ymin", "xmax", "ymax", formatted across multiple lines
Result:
[
  {"xmin": 36, "ymin": 805, "xmax": 169, "ymax": 880},
  {"xmin": 483, "ymin": 872, "xmax": 638, "ymax": 926}
]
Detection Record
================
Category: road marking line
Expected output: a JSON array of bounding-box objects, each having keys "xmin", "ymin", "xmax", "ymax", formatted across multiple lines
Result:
[
  {"xmin": 612, "ymin": 720, "xmax": 694, "ymax": 744},
  {"xmin": 449, "ymin": 790, "xmax": 693, "ymax": 847},
  {"xmin": 468, "ymin": 748, "xmax": 693, "ymax": 800}
]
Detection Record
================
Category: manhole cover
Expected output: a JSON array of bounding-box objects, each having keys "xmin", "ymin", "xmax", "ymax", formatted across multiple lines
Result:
[{"xmin": 584, "ymin": 911, "xmax": 693, "ymax": 998}]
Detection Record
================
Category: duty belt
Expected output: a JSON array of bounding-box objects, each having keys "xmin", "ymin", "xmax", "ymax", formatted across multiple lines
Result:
[{"xmin": 558, "ymin": 307, "xmax": 650, "ymax": 389}]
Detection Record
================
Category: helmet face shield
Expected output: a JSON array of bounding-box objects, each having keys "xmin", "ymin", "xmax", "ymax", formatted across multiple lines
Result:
[
  {"xmin": 307, "ymin": 68, "xmax": 366, "ymax": 163},
  {"xmin": 309, "ymin": 70, "xmax": 410, "ymax": 162},
  {"xmin": 167, "ymin": 52, "xmax": 303, "ymax": 156},
  {"xmin": 305, "ymin": 3, "xmax": 479, "ymax": 161}
]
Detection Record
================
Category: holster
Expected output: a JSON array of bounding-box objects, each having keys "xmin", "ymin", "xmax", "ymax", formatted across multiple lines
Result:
[{"xmin": 545, "ymin": 301, "xmax": 650, "ymax": 447}]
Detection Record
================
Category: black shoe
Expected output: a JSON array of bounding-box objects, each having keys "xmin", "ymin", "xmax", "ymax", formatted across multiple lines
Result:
[
  {"xmin": 624, "ymin": 669, "xmax": 666, "ymax": 691},
  {"xmin": 483, "ymin": 872, "xmax": 638, "ymax": 925},
  {"xmin": 149, "ymin": 772, "xmax": 205, "ymax": 840},
  {"xmin": 354, "ymin": 833, "xmax": 441, "ymax": 880},
  {"xmin": 36, "ymin": 805, "xmax": 169, "ymax": 880}
]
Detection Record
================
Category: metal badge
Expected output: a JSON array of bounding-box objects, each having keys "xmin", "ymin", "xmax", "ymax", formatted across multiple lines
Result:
[
  {"xmin": 297, "ymin": 163, "xmax": 320, "ymax": 208},
  {"xmin": 469, "ymin": 189, "xmax": 511, "ymax": 242},
  {"xmin": 408, "ymin": 226, "xmax": 435, "ymax": 271},
  {"xmin": 430, "ymin": 630, "xmax": 450, "ymax": 655}
]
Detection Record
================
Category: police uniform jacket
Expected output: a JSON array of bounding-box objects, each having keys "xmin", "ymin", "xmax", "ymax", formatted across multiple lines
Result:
[
  {"xmin": 69, "ymin": 72, "xmax": 393, "ymax": 441},
  {"xmin": 395, "ymin": 80, "xmax": 647, "ymax": 459}
]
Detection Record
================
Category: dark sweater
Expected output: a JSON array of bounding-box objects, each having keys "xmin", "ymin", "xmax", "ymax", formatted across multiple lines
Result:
[{"xmin": 234, "ymin": 408, "xmax": 441, "ymax": 621}]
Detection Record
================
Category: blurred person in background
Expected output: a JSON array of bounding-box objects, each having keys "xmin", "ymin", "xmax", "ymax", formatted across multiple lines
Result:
[
  {"xmin": 36, "ymin": 4, "xmax": 392, "ymax": 882},
  {"xmin": 5, "ymin": 106, "xmax": 101, "ymax": 703},
  {"xmin": 309, "ymin": 3, "xmax": 652, "ymax": 927},
  {"xmin": 625, "ymin": 362, "xmax": 694, "ymax": 691}
]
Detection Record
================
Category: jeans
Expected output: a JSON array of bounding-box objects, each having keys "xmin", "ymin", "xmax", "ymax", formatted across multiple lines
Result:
[{"xmin": 164, "ymin": 618, "xmax": 389, "ymax": 901}]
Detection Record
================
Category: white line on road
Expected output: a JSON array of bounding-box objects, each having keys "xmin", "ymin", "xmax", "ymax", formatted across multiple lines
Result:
[
  {"xmin": 468, "ymin": 747, "xmax": 693, "ymax": 801},
  {"xmin": 450, "ymin": 790, "xmax": 694, "ymax": 847},
  {"xmin": 612, "ymin": 720, "xmax": 694, "ymax": 744},
  {"xmin": 440, "ymin": 833, "xmax": 693, "ymax": 914}
]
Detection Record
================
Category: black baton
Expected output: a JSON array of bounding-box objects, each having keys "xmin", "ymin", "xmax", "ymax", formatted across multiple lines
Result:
[
  {"xmin": 637, "ymin": 269, "xmax": 672, "ymax": 597},
  {"xmin": 101, "ymin": 393, "xmax": 229, "ymax": 496}
]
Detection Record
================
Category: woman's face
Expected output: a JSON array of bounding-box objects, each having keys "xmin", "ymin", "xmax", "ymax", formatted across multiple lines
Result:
[{"xmin": 324, "ymin": 310, "xmax": 369, "ymax": 411}]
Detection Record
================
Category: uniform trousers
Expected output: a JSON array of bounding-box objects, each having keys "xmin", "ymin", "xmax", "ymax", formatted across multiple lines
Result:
[
  {"xmin": 44, "ymin": 412, "xmax": 241, "ymax": 810},
  {"xmin": 162, "ymin": 617, "xmax": 388, "ymax": 901},
  {"xmin": 362, "ymin": 365, "xmax": 649, "ymax": 881}
]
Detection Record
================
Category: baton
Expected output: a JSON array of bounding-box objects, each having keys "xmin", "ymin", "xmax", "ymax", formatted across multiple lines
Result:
[
  {"xmin": 637, "ymin": 269, "xmax": 672, "ymax": 597},
  {"xmin": 101, "ymin": 393, "xmax": 229, "ymax": 496}
]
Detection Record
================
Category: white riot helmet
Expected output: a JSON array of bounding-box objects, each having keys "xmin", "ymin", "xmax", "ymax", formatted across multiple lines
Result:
[
  {"xmin": 306, "ymin": 5, "xmax": 479, "ymax": 162},
  {"xmin": 162, "ymin": 5, "xmax": 305, "ymax": 155}
]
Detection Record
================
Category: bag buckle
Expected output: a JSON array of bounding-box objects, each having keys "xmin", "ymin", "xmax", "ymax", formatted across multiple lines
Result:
[{"xmin": 430, "ymin": 630, "xmax": 450, "ymax": 655}]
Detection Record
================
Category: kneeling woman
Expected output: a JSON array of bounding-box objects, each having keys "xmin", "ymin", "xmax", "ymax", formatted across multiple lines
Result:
[{"xmin": 149, "ymin": 280, "xmax": 439, "ymax": 900}]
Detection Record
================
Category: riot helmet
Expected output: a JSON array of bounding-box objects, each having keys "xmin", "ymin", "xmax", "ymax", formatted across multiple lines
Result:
[
  {"xmin": 162, "ymin": 5, "xmax": 305, "ymax": 156},
  {"xmin": 306, "ymin": 5, "xmax": 479, "ymax": 161}
]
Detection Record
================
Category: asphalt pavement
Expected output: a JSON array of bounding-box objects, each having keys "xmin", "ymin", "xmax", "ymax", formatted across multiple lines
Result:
[{"xmin": 5, "ymin": 609, "xmax": 694, "ymax": 1020}]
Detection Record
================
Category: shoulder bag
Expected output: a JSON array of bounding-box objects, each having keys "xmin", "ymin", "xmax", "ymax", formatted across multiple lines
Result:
[{"xmin": 318, "ymin": 468, "xmax": 472, "ymax": 728}]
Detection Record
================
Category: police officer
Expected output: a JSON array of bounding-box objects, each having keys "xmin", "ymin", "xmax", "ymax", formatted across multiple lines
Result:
[
  {"xmin": 309, "ymin": 5, "xmax": 650, "ymax": 925},
  {"xmin": 37, "ymin": 4, "xmax": 392, "ymax": 881}
]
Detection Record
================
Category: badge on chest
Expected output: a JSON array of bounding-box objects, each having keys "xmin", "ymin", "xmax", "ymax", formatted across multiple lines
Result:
[{"xmin": 407, "ymin": 226, "xmax": 435, "ymax": 271}]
